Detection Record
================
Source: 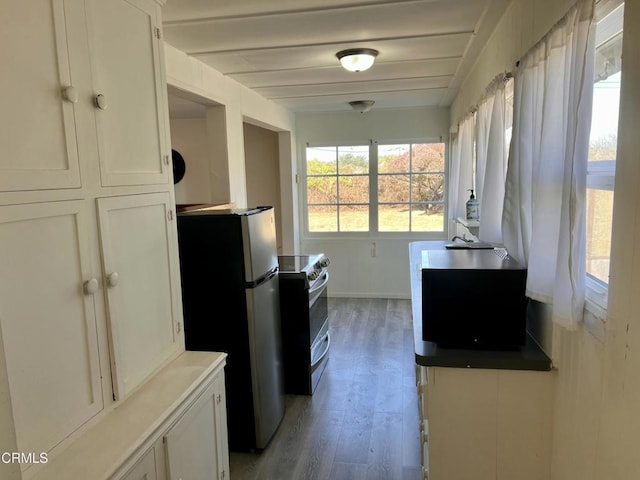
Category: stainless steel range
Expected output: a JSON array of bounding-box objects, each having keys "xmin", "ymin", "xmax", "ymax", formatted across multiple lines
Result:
[{"xmin": 278, "ymin": 253, "xmax": 330, "ymax": 395}]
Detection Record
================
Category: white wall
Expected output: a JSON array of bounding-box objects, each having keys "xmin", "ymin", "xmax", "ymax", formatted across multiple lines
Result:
[
  {"xmin": 451, "ymin": 0, "xmax": 640, "ymax": 479},
  {"xmin": 163, "ymin": 42, "xmax": 298, "ymax": 248},
  {"xmin": 169, "ymin": 118, "xmax": 211, "ymax": 205},
  {"xmin": 296, "ymin": 107, "xmax": 450, "ymax": 298},
  {"xmin": 450, "ymin": 0, "xmax": 578, "ymax": 125},
  {"xmin": 243, "ymin": 123, "xmax": 283, "ymax": 253},
  {"xmin": 595, "ymin": 0, "xmax": 640, "ymax": 476}
]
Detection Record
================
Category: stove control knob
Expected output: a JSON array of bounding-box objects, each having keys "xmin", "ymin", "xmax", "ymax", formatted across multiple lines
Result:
[
  {"xmin": 315, "ymin": 257, "xmax": 331, "ymax": 269},
  {"xmin": 308, "ymin": 270, "xmax": 320, "ymax": 281}
]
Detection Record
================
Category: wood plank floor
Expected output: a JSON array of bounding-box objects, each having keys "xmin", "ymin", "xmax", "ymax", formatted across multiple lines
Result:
[{"xmin": 229, "ymin": 297, "xmax": 422, "ymax": 480}]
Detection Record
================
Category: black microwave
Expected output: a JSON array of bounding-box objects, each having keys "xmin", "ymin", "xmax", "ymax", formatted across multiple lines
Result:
[{"xmin": 421, "ymin": 248, "xmax": 528, "ymax": 349}]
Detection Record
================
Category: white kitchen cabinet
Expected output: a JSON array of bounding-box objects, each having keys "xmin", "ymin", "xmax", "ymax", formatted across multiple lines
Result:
[
  {"xmin": 0, "ymin": 1, "xmax": 229, "ymax": 478},
  {"xmin": 121, "ymin": 447, "xmax": 159, "ymax": 480},
  {"xmin": 165, "ymin": 373, "xmax": 230, "ymax": 480},
  {"xmin": 86, "ymin": 0, "xmax": 170, "ymax": 187},
  {"xmin": 28, "ymin": 352, "xmax": 228, "ymax": 480},
  {"xmin": 213, "ymin": 373, "xmax": 230, "ymax": 478},
  {"xmin": 0, "ymin": 201, "xmax": 103, "ymax": 462},
  {"xmin": 0, "ymin": 0, "xmax": 82, "ymax": 192},
  {"xmin": 0, "ymin": 0, "xmax": 170, "ymax": 194},
  {"xmin": 97, "ymin": 192, "xmax": 183, "ymax": 399},
  {"xmin": 416, "ymin": 366, "xmax": 553, "ymax": 480}
]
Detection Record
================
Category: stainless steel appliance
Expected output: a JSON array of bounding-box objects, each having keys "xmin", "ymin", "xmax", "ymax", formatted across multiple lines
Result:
[
  {"xmin": 278, "ymin": 254, "xmax": 330, "ymax": 395},
  {"xmin": 176, "ymin": 206, "xmax": 285, "ymax": 452}
]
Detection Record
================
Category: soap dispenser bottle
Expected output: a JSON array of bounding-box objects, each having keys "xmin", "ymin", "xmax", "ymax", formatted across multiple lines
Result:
[{"xmin": 466, "ymin": 189, "xmax": 479, "ymax": 221}]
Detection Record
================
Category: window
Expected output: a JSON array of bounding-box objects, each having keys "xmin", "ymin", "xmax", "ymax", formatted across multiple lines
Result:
[
  {"xmin": 304, "ymin": 142, "xmax": 446, "ymax": 233},
  {"xmin": 377, "ymin": 143, "xmax": 445, "ymax": 232},
  {"xmin": 585, "ymin": 3, "xmax": 623, "ymax": 302},
  {"xmin": 306, "ymin": 145, "xmax": 370, "ymax": 232}
]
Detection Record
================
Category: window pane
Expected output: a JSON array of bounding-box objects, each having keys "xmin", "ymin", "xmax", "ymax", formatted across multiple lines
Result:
[
  {"xmin": 411, "ymin": 173, "xmax": 444, "ymax": 203},
  {"xmin": 413, "ymin": 143, "xmax": 445, "ymax": 172},
  {"xmin": 339, "ymin": 205, "xmax": 368, "ymax": 231},
  {"xmin": 379, "ymin": 205, "xmax": 410, "ymax": 232},
  {"xmin": 379, "ymin": 174, "xmax": 410, "ymax": 203},
  {"xmin": 376, "ymin": 142, "xmax": 447, "ymax": 233},
  {"xmin": 378, "ymin": 144, "xmax": 410, "ymax": 173},
  {"xmin": 589, "ymin": 72, "xmax": 620, "ymax": 164},
  {"xmin": 338, "ymin": 175, "xmax": 369, "ymax": 203},
  {"xmin": 586, "ymin": 189, "xmax": 614, "ymax": 283},
  {"xmin": 308, "ymin": 205, "xmax": 337, "ymax": 232},
  {"xmin": 307, "ymin": 176, "xmax": 337, "ymax": 204},
  {"xmin": 338, "ymin": 146, "xmax": 369, "ymax": 174},
  {"xmin": 306, "ymin": 147, "xmax": 337, "ymax": 175},
  {"xmin": 586, "ymin": 24, "xmax": 622, "ymax": 284},
  {"xmin": 411, "ymin": 204, "xmax": 445, "ymax": 232}
]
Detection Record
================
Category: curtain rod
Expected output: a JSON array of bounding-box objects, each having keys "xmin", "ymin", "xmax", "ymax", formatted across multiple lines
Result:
[{"xmin": 457, "ymin": 71, "xmax": 513, "ymax": 126}]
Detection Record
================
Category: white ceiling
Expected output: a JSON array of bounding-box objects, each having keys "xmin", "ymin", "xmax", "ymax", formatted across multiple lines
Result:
[{"xmin": 162, "ymin": 0, "xmax": 510, "ymax": 114}]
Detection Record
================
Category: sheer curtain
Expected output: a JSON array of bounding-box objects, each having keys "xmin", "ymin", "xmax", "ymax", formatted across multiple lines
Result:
[
  {"xmin": 476, "ymin": 76, "xmax": 510, "ymax": 244},
  {"xmin": 502, "ymin": 0, "xmax": 595, "ymax": 328},
  {"xmin": 448, "ymin": 114, "xmax": 475, "ymax": 229}
]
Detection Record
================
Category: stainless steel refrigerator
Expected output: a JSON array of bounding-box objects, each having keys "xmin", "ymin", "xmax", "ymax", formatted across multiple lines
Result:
[{"xmin": 176, "ymin": 206, "xmax": 285, "ymax": 452}]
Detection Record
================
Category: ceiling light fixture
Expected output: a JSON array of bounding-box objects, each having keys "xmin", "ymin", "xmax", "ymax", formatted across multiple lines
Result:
[
  {"xmin": 349, "ymin": 100, "xmax": 375, "ymax": 113},
  {"xmin": 336, "ymin": 48, "xmax": 379, "ymax": 72}
]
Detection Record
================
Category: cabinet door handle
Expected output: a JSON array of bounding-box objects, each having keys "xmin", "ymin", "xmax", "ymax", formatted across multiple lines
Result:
[
  {"xmin": 83, "ymin": 278, "xmax": 99, "ymax": 294},
  {"xmin": 106, "ymin": 272, "xmax": 119, "ymax": 287},
  {"xmin": 94, "ymin": 93, "xmax": 108, "ymax": 110},
  {"xmin": 62, "ymin": 86, "xmax": 78, "ymax": 104}
]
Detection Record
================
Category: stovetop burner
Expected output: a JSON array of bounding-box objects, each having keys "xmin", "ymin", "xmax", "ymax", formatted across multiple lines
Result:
[
  {"xmin": 278, "ymin": 255, "xmax": 317, "ymax": 273},
  {"xmin": 278, "ymin": 254, "xmax": 330, "ymax": 287}
]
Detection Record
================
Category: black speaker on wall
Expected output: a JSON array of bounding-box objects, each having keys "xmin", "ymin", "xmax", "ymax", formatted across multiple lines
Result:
[{"xmin": 172, "ymin": 149, "xmax": 186, "ymax": 184}]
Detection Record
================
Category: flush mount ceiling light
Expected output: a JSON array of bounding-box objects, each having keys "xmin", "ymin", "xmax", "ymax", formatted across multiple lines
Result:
[
  {"xmin": 336, "ymin": 48, "xmax": 379, "ymax": 72},
  {"xmin": 349, "ymin": 100, "xmax": 375, "ymax": 113}
]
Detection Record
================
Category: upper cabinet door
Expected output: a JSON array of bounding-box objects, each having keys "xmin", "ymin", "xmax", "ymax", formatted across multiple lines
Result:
[
  {"xmin": 86, "ymin": 0, "xmax": 169, "ymax": 187},
  {"xmin": 0, "ymin": 0, "xmax": 82, "ymax": 192},
  {"xmin": 97, "ymin": 193, "xmax": 182, "ymax": 399},
  {"xmin": 0, "ymin": 201, "xmax": 103, "ymax": 462}
]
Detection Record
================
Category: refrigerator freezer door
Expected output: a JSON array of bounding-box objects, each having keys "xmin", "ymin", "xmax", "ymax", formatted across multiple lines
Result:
[
  {"xmin": 241, "ymin": 208, "xmax": 278, "ymax": 283},
  {"xmin": 245, "ymin": 271, "xmax": 285, "ymax": 449}
]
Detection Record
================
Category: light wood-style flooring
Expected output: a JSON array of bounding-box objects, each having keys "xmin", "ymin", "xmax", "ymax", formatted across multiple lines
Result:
[{"xmin": 229, "ymin": 297, "xmax": 422, "ymax": 480}]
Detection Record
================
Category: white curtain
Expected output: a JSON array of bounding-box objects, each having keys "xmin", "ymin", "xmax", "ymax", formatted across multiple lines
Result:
[
  {"xmin": 502, "ymin": 0, "xmax": 595, "ymax": 328},
  {"xmin": 449, "ymin": 114, "xmax": 475, "ymax": 227},
  {"xmin": 476, "ymin": 76, "xmax": 510, "ymax": 244}
]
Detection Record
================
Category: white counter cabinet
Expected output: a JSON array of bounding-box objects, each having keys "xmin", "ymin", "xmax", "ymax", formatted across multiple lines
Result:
[
  {"xmin": 416, "ymin": 365, "xmax": 553, "ymax": 480},
  {"xmin": 410, "ymin": 241, "xmax": 554, "ymax": 480},
  {"xmin": 30, "ymin": 351, "xmax": 229, "ymax": 480}
]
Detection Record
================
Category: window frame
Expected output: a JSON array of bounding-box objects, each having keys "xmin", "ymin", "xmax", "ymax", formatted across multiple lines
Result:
[
  {"xmin": 302, "ymin": 138, "xmax": 448, "ymax": 238},
  {"xmin": 584, "ymin": 2, "xmax": 623, "ymax": 317}
]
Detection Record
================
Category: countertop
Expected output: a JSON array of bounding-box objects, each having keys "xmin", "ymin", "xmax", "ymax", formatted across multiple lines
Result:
[
  {"xmin": 409, "ymin": 241, "xmax": 552, "ymax": 371},
  {"xmin": 30, "ymin": 351, "xmax": 227, "ymax": 480}
]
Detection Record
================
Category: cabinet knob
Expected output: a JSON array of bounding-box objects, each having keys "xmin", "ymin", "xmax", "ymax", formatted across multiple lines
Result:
[
  {"xmin": 106, "ymin": 272, "xmax": 119, "ymax": 287},
  {"xmin": 83, "ymin": 278, "xmax": 99, "ymax": 294},
  {"xmin": 95, "ymin": 93, "xmax": 108, "ymax": 110},
  {"xmin": 62, "ymin": 86, "xmax": 78, "ymax": 104}
]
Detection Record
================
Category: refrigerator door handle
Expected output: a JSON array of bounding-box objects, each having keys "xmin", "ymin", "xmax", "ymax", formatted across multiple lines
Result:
[{"xmin": 246, "ymin": 266, "xmax": 278, "ymax": 288}]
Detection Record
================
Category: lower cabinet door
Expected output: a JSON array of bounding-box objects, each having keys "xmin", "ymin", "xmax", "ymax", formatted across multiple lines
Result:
[
  {"xmin": 164, "ymin": 390, "xmax": 218, "ymax": 480},
  {"xmin": 0, "ymin": 200, "xmax": 103, "ymax": 466},
  {"xmin": 213, "ymin": 374, "xmax": 230, "ymax": 480},
  {"xmin": 122, "ymin": 447, "xmax": 158, "ymax": 480}
]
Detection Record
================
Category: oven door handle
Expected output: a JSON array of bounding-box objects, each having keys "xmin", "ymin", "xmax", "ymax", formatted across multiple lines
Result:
[
  {"xmin": 309, "ymin": 271, "xmax": 329, "ymax": 308},
  {"xmin": 311, "ymin": 332, "xmax": 330, "ymax": 370}
]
